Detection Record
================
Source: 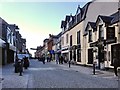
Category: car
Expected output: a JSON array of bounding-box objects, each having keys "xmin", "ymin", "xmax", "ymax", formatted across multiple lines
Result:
[{"xmin": 17, "ymin": 54, "xmax": 26, "ymax": 60}]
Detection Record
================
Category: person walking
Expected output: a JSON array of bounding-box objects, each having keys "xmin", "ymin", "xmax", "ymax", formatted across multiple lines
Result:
[
  {"xmin": 113, "ymin": 58, "xmax": 119, "ymax": 76},
  {"xmin": 18, "ymin": 60, "xmax": 23, "ymax": 76},
  {"xmin": 56, "ymin": 55, "xmax": 59, "ymax": 64},
  {"xmin": 42, "ymin": 54, "xmax": 45, "ymax": 64},
  {"xmin": 14, "ymin": 56, "xmax": 19, "ymax": 73},
  {"xmin": 23, "ymin": 56, "xmax": 29, "ymax": 69},
  {"xmin": 60, "ymin": 56, "xmax": 64, "ymax": 64}
]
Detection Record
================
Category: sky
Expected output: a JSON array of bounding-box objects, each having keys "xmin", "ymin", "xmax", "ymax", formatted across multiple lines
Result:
[{"xmin": 0, "ymin": 1, "xmax": 91, "ymax": 56}]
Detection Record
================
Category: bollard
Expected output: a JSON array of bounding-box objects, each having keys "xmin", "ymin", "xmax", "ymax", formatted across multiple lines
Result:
[
  {"xmin": 93, "ymin": 63, "xmax": 95, "ymax": 75},
  {"xmin": 69, "ymin": 60, "xmax": 71, "ymax": 68}
]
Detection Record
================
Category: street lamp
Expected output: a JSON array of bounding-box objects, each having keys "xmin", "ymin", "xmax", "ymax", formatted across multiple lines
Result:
[{"xmin": 93, "ymin": 46, "xmax": 97, "ymax": 75}]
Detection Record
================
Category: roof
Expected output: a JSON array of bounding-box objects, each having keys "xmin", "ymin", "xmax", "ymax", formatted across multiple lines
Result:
[
  {"xmin": 84, "ymin": 22, "xmax": 96, "ymax": 36},
  {"xmin": 0, "ymin": 17, "xmax": 8, "ymax": 25},
  {"xmin": 85, "ymin": 22, "xmax": 96, "ymax": 31},
  {"xmin": 96, "ymin": 11, "xmax": 119, "ymax": 25},
  {"xmin": 98, "ymin": 15, "xmax": 113, "ymax": 24},
  {"xmin": 110, "ymin": 11, "xmax": 119, "ymax": 24},
  {"xmin": 57, "ymin": 32, "xmax": 62, "ymax": 37},
  {"xmin": 89, "ymin": 22, "xmax": 96, "ymax": 29},
  {"xmin": 81, "ymin": 2, "xmax": 92, "ymax": 20}
]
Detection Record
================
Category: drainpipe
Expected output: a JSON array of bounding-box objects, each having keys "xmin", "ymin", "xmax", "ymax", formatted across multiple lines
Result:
[
  {"xmin": 118, "ymin": 1, "xmax": 120, "ymax": 90},
  {"xmin": 85, "ymin": 36, "xmax": 87, "ymax": 66},
  {"xmin": 118, "ymin": 0, "xmax": 120, "ymax": 43}
]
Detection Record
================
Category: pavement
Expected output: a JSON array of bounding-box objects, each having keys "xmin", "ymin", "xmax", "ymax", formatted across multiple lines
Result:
[
  {"xmin": 0, "ymin": 63, "xmax": 29, "ymax": 89},
  {"xmin": 50, "ymin": 61, "xmax": 120, "ymax": 79},
  {"xmin": 0, "ymin": 59, "xmax": 119, "ymax": 89}
]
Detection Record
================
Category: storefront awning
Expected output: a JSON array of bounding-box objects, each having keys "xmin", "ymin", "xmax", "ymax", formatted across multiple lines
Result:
[{"xmin": 61, "ymin": 50, "xmax": 69, "ymax": 54}]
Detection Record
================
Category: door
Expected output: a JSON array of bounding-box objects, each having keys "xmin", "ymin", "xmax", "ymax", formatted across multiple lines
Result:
[
  {"xmin": 111, "ymin": 44, "xmax": 120, "ymax": 66},
  {"xmin": 88, "ymin": 49, "xmax": 93, "ymax": 64}
]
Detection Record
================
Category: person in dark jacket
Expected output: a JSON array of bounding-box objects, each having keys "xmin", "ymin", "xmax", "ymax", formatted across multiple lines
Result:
[
  {"xmin": 18, "ymin": 60, "xmax": 23, "ymax": 76},
  {"xmin": 113, "ymin": 58, "xmax": 119, "ymax": 76},
  {"xmin": 60, "ymin": 56, "xmax": 64, "ymax": 64},
  {"xmin": 42, "ymin": 55, "xmax": 45, "ymax": 64},
  {"xmin": 14, "ymin": 56, "xmax": 19, "ymax": 73},
  {"xmin": 23, "ymin": 57, "xmax": 29, "ymax": 69}
]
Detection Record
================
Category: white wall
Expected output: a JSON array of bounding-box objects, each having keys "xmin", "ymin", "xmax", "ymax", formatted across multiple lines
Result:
[{"xmin": 83, "ymin": 1, "xmax": 118, "ymax": 65}]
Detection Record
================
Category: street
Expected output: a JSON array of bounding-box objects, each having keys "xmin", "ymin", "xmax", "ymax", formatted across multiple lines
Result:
[{"xmin": 1, "ymin": 59, "xmax": 120, "ymax": 89}]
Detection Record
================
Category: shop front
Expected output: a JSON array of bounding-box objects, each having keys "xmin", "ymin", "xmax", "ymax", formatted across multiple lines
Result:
[{"xmin": 61, "ymin": 46, "xmax": 69, "ymax": 63}]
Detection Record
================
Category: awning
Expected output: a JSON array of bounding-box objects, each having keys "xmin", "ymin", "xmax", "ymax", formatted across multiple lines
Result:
[{"xmin": 61, "ymin": 50, "xmax": 69, "ymax": 54}]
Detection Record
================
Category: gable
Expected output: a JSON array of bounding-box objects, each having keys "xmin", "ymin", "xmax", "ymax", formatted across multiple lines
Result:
[{"xmin": 96, "ymin": 16, "xmax": 104, "ymax": 26}]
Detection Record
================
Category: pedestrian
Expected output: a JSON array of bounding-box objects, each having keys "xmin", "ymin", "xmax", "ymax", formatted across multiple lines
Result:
[
  {"xmin": 59, "ymin": 56, "xmax": 61, "ymax": 64},
  {"xmin": 14, "ymin": 56, "xmax": 19, "ymax": 73},
  {"xmin": 47, "ymin": 56, "xmax": 49, "ymax": 62},
  {"xmin": 42, "ymin": 55, "xmax": 45, "ymax": 64},
  {"xmin": 56, "ymin": 55, "xmax": 59, "ymax": 64},
  {"xmin": 23, "ymin": 56, "xmax": 29, "ymax": 69},
  {"xmin": 18, "ymin": 60, "xmax": 23, "ymax": 76},
  {"xmin": 60, "ymin": 56, "xmax": 64, "ymax": 64},
  {"xmin": 113, "ymin": 58, "xmax": 119, "ymax": 76}
]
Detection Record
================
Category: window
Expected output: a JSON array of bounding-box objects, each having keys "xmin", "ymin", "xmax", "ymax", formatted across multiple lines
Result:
[
  {"xmin": 77, "ymin": 31, "xmax": 80, "ymax": 44},
  {"xmin": 76, "ymin": 8, "xmax": 81, "ymax": 23},
  {"xmin": 88, "ymin": 30, "xmax": 92, "ymax": 42},
  {"xmin": 106, "ymin": 27, "xmax": 115, "ymax": 40},
  {"xmin": 66, "ymin": 22, "xmax": 69, "ymax": 30},
  {"xmin": 99, "ymin": 25, "xmax": 104, "ymax": 39},
  {"xmin": 66, "ymin": 34, "xmax": 68, "ymax": 44},
  {"xmin": 7, "ymin": 27, "xmax": 11, "ymax": 43},
  {"xmin": 61, "ymin": 36, "xmax": 64, "ymax": 45}
]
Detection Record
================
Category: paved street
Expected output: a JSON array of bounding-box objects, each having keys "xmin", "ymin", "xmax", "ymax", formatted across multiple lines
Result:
[{"xmin": 1, "ymin": 59, "xmax": 120, "ymax": 89}]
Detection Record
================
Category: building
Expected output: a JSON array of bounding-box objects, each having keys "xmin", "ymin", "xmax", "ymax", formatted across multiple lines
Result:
[
  {"xmin": 47, "ymin": 34, "xmax": 58, "ymax": 60},
  {"xmin": 0, "ymin": 17, "xmax": 27, "ymax": 65},
  {"xmin": 60, "ymin": 0, "xmax": 119, "ymax": 66},
  {"xmin": 0, "ymin": 18, "xmax": 18, "ymax": 65},
  {"xmin": 85, "ymin": 11, "xmax": 120, "ymax": 69},
  {"xmin": 55, "ymin": 32, "xmax": 62, "ymax": 62}
]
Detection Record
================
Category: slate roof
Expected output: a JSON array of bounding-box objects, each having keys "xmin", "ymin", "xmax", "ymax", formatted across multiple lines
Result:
[
  {"xmin": 85, "ymin": 22, "xmax": 96, "ymax": 31},
  {"xmin": 110, "ymin": 11, "xmax": 119, "ymax": 24},
  {"xmin": 96, "ymin": 11, "xmax": 119, "ymax": 25},
  {"xmin": 89, "ymin": 22, "xmax": 96, "ymax": 29},
  {"xmin": 57, "ymin": 32, "xmax": 62, "ymax": 37},
  {"xmin": 81, "ymin": 2, "xmax": 92, "ymax": 20},
  {"xmin": 98, "ymin": 15, "xmax": 113, "ymax": 24}
]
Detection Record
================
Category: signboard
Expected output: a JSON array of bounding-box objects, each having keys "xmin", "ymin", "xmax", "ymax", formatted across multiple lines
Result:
[{"xmin": 49, "ymin": 50, "xmax": 54, "ymax": 54}]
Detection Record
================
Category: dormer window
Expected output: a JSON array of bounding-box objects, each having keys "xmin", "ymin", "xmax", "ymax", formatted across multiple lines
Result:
[
  {"xmin": 69, "ymin": 16, "xmax": 72, "ymax": 22},
  {"xmin": 76, "ymin": 5, "xmax": 82, "ymax": 23},
  {"xmin": 66, "ymin": 22, "xmax": 69, "ymax": 30}
]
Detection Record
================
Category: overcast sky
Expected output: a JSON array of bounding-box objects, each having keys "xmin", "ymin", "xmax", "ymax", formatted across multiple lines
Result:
[{"xmin": 0, "ymin": 1, "xmax": 91, "ymax": 56}]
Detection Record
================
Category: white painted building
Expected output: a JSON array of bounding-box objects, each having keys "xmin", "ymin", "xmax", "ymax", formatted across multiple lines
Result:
[{"xmin": 61, "ymin": 0, "xmax": 119, "ymax": 66}]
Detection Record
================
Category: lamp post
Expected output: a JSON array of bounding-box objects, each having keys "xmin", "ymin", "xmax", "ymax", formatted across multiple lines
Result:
[{"xmin": 93, "ymin": 46, "xmax": 97, "ymax": 75}]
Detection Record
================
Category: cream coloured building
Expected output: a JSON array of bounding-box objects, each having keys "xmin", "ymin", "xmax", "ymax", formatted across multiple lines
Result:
[
  {"xmin": 61, "ymin": 0, "xmax": 119, "ymax": 66},
  {"xmin": 84, "ymin": 10, "xmax": 120, "ymax": 69}
]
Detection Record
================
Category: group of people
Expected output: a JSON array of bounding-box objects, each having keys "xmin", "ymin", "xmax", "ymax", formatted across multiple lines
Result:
[
  {"xmin": 14, "ymin": 56, "xmax": 30, "ymax": 76},
  {"xmin": 56, "ymin": 55, "xmax": 67, "ymax": 64}
]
